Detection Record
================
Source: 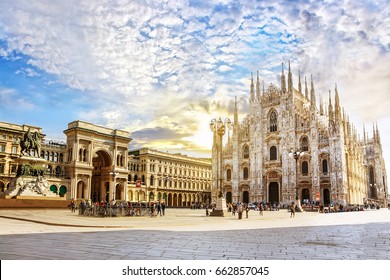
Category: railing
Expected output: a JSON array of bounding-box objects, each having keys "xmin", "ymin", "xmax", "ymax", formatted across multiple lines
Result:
[{"xmin": 77, "ymin": 203, "xmax": 157, "ymax": 217}]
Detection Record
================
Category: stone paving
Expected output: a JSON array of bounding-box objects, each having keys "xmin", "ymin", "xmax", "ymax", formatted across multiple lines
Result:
[{"xmin": 0, "ymin": 208, "xmax": 389, "ymax": 260}]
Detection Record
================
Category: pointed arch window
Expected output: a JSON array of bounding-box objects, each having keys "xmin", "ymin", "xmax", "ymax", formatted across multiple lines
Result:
[
  {"xmin": 369, "ymin": 167, "xmax": 375, "ymax": 184},
  {"xmin": 322, "ymin": 159, "xmax": 328, "ymax": 174},
  {"xmin": 301, "ymin": 137, "xmax": 309, "ymax": 151},
  {"xmin": 270, "ymin": 146, "xmax": 277, "ymax": 160},
  {"xmin": 269, "ymin": 111, "xmax": 278, "ymax": 132},
  {"xmin": 302, "ymin": 161, "xmax": 309, "ymax": 175},
  {"xmin": 243, "ymin": 145, "xmax": 249, "ymax": 159},
  {"xmin": 226, "ymin": 169, "xmax": 232, "ymax": 181},
  {"xmin": 243, "ymin": 167, "xmax": 249, "ymax": 180}
]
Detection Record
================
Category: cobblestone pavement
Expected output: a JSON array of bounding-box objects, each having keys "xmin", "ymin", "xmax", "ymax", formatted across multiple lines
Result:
[{"xmin": 0, "ymin": 208, "xmax": 389, "ymax": 260}]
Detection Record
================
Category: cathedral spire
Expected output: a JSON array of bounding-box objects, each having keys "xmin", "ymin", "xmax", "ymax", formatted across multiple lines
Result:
[
  {"xmin": 298, "ymin": 70, "xmax": 302, "ymax": 94},
  {"xmin": 334, "ymin": 83, "xmax": 341, "ymax": 125},
  {"xmin": 376, "ymin": 122, "xmax": 381, "ymax": 143},
  {"xmin": 328, "ymin": 90, "xmax": 334, "ymax": 127},
  {"xmin": 304, "ymin": 76, "xmax": 309, "ymax": 100},
  {"xmin": 363, "ymin": 124, "xmax": 366, "ymax": 143},
  {"xmin": 234, "ymin": 96, "xmax": 238, "ymax": 126},
  {"xmin": 256, "ymin": 70, "xmax": 261, "ymax": 101},
  {"xmin": 250, "ymin": 72, "xmax": 255, "ymax": 102},
  {"xmin": 310, "ymin": 75, "xmax": 316, "ymax": 108},
  {"xmin": 288, "ymin": 60, "xmax": 293, "ymax": 94},
  {"xmin": 319, "ymin": 94, "xmax": 324, "ymax": 115},
  {"xmin": 281, "ymin": 62, "xmax": 286, "ymax": 94}
]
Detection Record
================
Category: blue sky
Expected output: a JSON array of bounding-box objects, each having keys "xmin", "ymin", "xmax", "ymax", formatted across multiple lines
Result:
[{"xmin": 0, "ymin": 0, "xmax": 389, "ymax": 165}]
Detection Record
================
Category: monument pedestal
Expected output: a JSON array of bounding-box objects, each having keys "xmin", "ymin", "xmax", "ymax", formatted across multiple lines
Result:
[{"xmin": 209, "ymin": 197, "xmax": 227, "ymax": 217}]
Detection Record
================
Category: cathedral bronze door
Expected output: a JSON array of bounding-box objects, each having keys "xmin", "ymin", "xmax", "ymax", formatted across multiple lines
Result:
[
  {"xmin": 242, "ymin": 191, "xmax": 249, "ymax": 203},
  {"xmin": 268, "ymin": 182, "xmax": 279, "ymax": 204},
  {"xmin": 226, "ymin": 192, "xmax": 232, "ymax": 204},
  {"xmin": 323, "ymin": 188, "xmax": 331, "ymax": 206}
]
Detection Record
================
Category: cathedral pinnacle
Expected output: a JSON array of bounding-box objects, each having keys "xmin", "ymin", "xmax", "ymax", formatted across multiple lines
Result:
[
  {"xmin": 288, "ymin": 60, "xmax": 293, "ymax": 94},
  {"xmin": 250, "ymin": 72, "xmax": 255, "ymax": 102},
  {"xmin": 304, "ymin": 76, "xmax": 309, "ymax": 100},
  {"xmin": 310, "ymin": 75, "xmax": 316, "ymax": 108},
  {"xmin": 334, "ymin": 83, "xmax": 341, "ymax": 125},
  {"xmin": 256, "ymin": 70, "xmax": 261, "ymax": 101},
  {"xmin": 281, "ymin": 62, "xmax": 286, "ymax": 94},
  {"xmin": 298, "ymin": 70, "xmax": 302, "ymax": 94}
]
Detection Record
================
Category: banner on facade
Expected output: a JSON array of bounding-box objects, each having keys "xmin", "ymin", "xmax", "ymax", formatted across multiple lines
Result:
[
  {"xmin": 316, "ymin": 191, "xmax": 320, "ymax": 201},
  {"xmin": 136, "ymin": 180, "xmax": 141, "ymax": 188}
]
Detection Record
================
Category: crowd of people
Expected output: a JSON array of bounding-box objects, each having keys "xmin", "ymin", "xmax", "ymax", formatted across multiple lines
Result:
[{"xmin": 69, "ymin": 198, "xmax": 387, "ymax": 218}]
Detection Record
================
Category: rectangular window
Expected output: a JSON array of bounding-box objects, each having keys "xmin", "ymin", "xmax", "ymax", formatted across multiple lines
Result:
[
  {"xmin": 12, "ymin": 146, "xmax": 17, "ymax": 154},
  {"xmin": 0, "ymin": 145, "xmax": 5, "ymax": 152},
  {"xmin": 10, "ymin": 165, "xmax": 17, "ymax": 174},
  {"xmin": 0, "ymin": 164, "xmax": 4, "ymax": 174}
]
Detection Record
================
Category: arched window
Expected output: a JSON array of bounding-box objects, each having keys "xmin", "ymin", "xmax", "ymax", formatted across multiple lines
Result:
[
  {"xmin": 128, "ymin": 174, "xmax": 132, "ymax": 182},
  {"xmin": 269, "ymin": 111, "xmax": 278, "ymax": 132},
  {"xmin": 243, "ymin": 145, "xmax": 249, "ymax": 159},
  {"xmin": 55, "ymin": 166, "xmax": 61, "ymax": 177},
  {"xmin": 369, "ymin": 167, "xmax": 375, "ymax": 184},
  {"xmin": 302, "ymin": 161, "xmax": 309, "ymax": 175},
  {"xmin": 322, "ymin": 159, "xmax": 328, "ymax": 174},
  {"xmin": 150, "ymin": 175, "xmax": 154, "ymax": 186},
  {"xmin": 301, "ymin": 137, "xmax": 309, "ymax": 151},
  {"xmin": 226, "ymin": 169, "xmax": 231, "ymax": 181},
  {"xmin": 270, "ymin": 146, "xmax": 277, "ymax": 160},
  {"xmin": 141, "ymin": 175, "xmax": 145, "ymax": 183},
  {"xmin": 243, "ymin": 167, "xmax": 249, "ymax": 180}
]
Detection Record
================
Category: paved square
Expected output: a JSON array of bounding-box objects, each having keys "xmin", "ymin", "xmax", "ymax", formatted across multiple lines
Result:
[{"xmin": 0, "ymin": 208, "xmax": 389, "ymax": 260}]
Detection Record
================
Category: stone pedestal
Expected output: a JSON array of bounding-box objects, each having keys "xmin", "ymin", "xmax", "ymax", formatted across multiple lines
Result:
[{"xmin": 209, "ymin": 197, "xmax": 227, "ymax": 217}]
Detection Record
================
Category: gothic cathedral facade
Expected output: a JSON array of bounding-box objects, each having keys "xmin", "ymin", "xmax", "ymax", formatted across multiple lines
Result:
[{"xmin": 211, "ymin": 62, "xmax": 388, "ymax": 207}]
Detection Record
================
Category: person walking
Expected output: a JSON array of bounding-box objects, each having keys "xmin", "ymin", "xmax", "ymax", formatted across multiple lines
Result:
[
  {"xmin": 245, "ymin": 204, "xmax": 249, "ymax": 218},
  {"xmin": 157, "ymin": 201, "xmax": 162, "ymax": 216},
  {"xmin": 290, "ymin": 202, "xmax": 296, "ymax": 218},
  {"xmin": 259, "ymin": 203, "xmax": 263, "ymax": 216},
  {"xmin": 161, "ymin": 201, "xmax": 166, "ymax": 216}
]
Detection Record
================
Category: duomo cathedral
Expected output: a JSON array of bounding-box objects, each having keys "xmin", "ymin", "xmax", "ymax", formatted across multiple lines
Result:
[{"xmin": 211, "ymin": 62, "xmax": 388, "ymax": 207}]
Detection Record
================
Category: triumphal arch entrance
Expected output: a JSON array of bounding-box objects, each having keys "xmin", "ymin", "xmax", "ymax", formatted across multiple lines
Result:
[{"xmin": 64, "ymin": 121, "xmax": 131, "ymax": 202}]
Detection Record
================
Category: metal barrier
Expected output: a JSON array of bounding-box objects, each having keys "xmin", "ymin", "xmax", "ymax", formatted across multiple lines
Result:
[{"xmin": 78, "ymin": 204, "xmax": 155, "ymax": 217}]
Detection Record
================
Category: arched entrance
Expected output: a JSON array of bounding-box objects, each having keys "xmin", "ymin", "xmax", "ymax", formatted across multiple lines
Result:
[
  {"xmin": 302, "ymin": 188, "xmax": 310, "ymax": 204},
  {"xmin": 178, "ymin": 193, "xmax": 183, "ymax": 206},
  {"xmin": 115, "ymin": 184, "xmax": 121, "ymax": 200},
  {"xmin": 91, "ymin": 149, "xmax": 112, "ymax": 202},
  {"xmin": 268, "ymin": 182, "xmax": 279, "ymax": 205},
  {"xmin": 168, "ymin": 193, "xmax": 172, "ymax": 207},
  {"xmin": 226, "ymin": 192, "xmax": 232, "ymax": 204},
  {"xmin": 242, "ymin": 191, "xmax": 249, "ymax": 203},
  {"xmin": 323, "ymin": 188, "xmax": 331, "ymax": 206},
  {"xmin": 77, "ymin": 181, "xmax": 87, "ymax": 199}
]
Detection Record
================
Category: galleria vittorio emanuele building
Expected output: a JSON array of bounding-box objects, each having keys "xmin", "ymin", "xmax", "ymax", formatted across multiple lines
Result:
[{"xmin": 210, "ymin": 62, "xmax": 388, "ymax": 207}]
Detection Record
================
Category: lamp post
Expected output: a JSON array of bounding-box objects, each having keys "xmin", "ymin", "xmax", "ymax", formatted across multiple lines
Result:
[
  {"xmin": 109, "ymin": 171, "xmax": 118, "ymax": 202},
  {"xmin": 289, "ymin": 148, "xmax": 304, "ymax": 211},
  {"xmin": 209, "ymin": 117, "xmax": 232, "ymax": 216}
]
